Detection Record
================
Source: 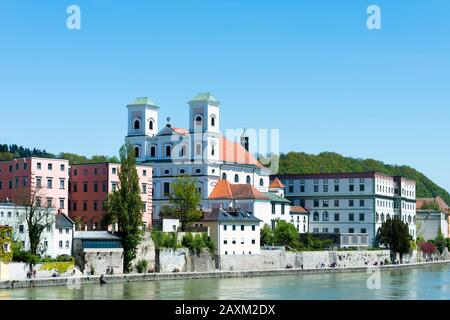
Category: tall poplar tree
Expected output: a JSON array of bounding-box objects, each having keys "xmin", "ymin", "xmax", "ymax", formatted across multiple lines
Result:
[{"xmin": 104, "ymin": 143, "xmax": 143, "ymax": 273}]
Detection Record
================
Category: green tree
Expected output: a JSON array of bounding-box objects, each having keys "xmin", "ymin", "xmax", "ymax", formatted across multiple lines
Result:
[
  {"xmin": 103, "ymin": 143, "xmax": 144, "ymax": 273},
  {"xmin": 260, "ymin": 224, "xmax": 274, "ymax": 246},
  {"xmin": 162, "ymin": 176, "xmax": 203, "ymax": 231},
  {"xmin": 435, "ymin": 227, "xmax": 447, "ymax": 254},
  {"xmin": 377, "ymin": 219, "xmax": 412, "ymax": 260},
  {"xmin": 273, "ymin": 220, "xmax": 299, "ymax": 248}
]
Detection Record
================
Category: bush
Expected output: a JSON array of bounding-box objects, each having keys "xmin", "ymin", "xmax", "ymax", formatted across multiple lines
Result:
[
  {"xmin": 56, "ymin": 254, "xmax": 74, "ymax": 262},
  {"xmin": 181, "ymin": 233, "xmax": 215, "ymax": 255},
  {"xmin": 152, "ymin": 231, "xmax": 178, "ymax": 249},
  {"xmin": 41, "ymin": 261, "xmax": 75, "ymax": 274},
  {"xmin": 12, "ymin": 250, "xmax": 39, "ymax": 265},
  {"xmin": 135, "ymin": 259, "xmax": 148, "ymax": 274},
  {"xmin": 181, "ymin": 233, "xmax": 195, "ymax": 251},
  {"xmin": 419, "ymin": 242, "xmax": 437, "ymax": 255},
  {"xmin": 435, "ymin": 227, "xmax": 447, "ymax": 254}
]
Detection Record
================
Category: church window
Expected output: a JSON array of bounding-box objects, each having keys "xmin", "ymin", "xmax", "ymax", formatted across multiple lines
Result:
[
  {"xmin": 234, "ymin": 175, "xmax": 239, "ymax": 183},
  {"xmin": 195, "ymin": 116, "xmax": 203, "ymax": 127},
  {"xmin": 246, "ymin": 176, "xmax": 251, "ymax": 184},
  {"xmin": 222, "ymin": 173, "xmax": 227, "ymax": 180},
  {"xmin": 149, "ymin": 120, "xmax": 153, "ymax": 130},
  {"xmin": 165, "ymin": 145, "xmax": 171, "ymax": 157},
  {"xmin": 211, "ymin": 144, "xmax": 215, "ymax": 156},
  {"xmin": 134, "ymin": 120, "xmax": 140, "ymax": 130},
  {"xmin": 134, "ymin": 147, "xmax": 140, "ymax": 158},
  {"xmin": 211, "ymin": 116, "xmax": 216, "ymax": 127},
  {"xmin": 150, "ymin": 146, "xmax": 156, "ymax": 158},
  {"xmin": 259, "ymin": 178, "xmax": 264, "ymax": 187}
]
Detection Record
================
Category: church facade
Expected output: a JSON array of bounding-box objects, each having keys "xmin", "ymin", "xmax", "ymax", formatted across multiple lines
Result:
[{"xmin": 125, "ymin": 93, "xmax": 271, "ymax": 224}]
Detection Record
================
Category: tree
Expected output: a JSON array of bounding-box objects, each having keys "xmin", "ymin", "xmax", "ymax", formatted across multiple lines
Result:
[
  {"xmin": 435, "ymin": 227, "xmax": 447, "ymax": 254},
  {"xmin": 103, "ymin": 143, "xmax": 144, "ymax": 273},
  {"xmin": 273, "ymin": 220, "xmax": 299, "ymax": 248},
  {"xmin": 260, "ymin": 224, "xmax": 274, "ymax": 246},
  {"xmin": 162, "ymin": 176, "xmax": 202, "ymax": 231},
  {"xmin": 15, "ymin": 188, "xmax": 55, "ymax": 271},
  {"xmin": 377, "ymin": 219, "xmax": 412, "ymax": 260}
]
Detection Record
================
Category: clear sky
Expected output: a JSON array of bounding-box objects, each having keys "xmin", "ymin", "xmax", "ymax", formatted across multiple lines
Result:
[{"xmin": 1, "ymin": 1, "xmax": 449, "ymax": 191}]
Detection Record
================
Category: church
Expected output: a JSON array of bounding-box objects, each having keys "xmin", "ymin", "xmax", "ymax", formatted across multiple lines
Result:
[{"xmin": 125, "ymin": 93, "xmax": 272, "ymax": 225}]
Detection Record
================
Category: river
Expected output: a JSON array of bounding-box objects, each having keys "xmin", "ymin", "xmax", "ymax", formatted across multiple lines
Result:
[{"xmin": 1, "ymin": 264, "xmax": 449, "ymax": 300}]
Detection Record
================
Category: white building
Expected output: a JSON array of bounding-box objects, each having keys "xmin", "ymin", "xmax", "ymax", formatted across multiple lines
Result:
[
  {"xmin": 197, "ymin": 207, "xmax": 262, "ymax": 256},
  {"xmin": 125, "ymin": 94, "xmax": 271, "ymax": 224},
  {"xmin": 273, "ymin": 172, "xmax": 417, "ymax": 247},
  {"xmin": 416, "ymin": 210, "xmax": 449, "ymax": 241},
  {"xmin": 0, "ymin": 202, "xmax": 74, "ymax": 258}
]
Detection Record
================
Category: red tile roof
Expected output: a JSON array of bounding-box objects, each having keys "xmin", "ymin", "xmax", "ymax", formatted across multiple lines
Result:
[
  {"xmin": 416, "ymin": 196, "xmax": 449, "ymax": 212},
  {"xmin": 219, "ymin": 136, "xmax": 262, "ymax": 167},
  {"xmin": 173, "ymin": 128, "xmax": 189, "ymax": 135},
  {"xmin": 290, "ymin": 206, "xmax": 309, "ymax": 214},
  {"xmin": 269, "ymin": 178, "xmax": 285, "ymax": 189},
  {"xmin": 209, "ymin": 180, "xmax": 269, "ymax": 200}
]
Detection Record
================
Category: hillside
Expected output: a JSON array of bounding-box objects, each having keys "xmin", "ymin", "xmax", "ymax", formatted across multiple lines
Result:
[
  {"xmin": 277, "ymin": 152, "xmax": 450, "ymax": 205},
  {"xmin": 0, "ymin": 144, "xmax": 119, "ymax": 164}
]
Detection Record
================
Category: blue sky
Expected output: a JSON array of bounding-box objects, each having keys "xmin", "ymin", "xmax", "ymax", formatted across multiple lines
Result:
[{"xmin": 1, "ymin": 1, "xmax": 449, "ymax": 191}]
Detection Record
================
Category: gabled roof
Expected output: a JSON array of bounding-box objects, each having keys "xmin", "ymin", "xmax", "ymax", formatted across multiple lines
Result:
[
  {"xmin": 157, "ymin": 125, "xmax": 189, "ymax": 137},
  {"xmin": 290, "ymin": 206, "xmax": 309, "ymax": 214},
  {"xmin": 219, "ymin": 136, "xmax": 262, "ymax": 167},
  {"xmin": 269, "ymin": 178, "xmax": 285, "ymax": 189},
  {"xmin": 263, "ymin": 192, "xmax": 291, "ymax": 203},
  {"xmin": 209, "ymin": 180, "xmax": 269, "ymax": 201},
  {"xmin": 201, "ymin": 208, "xmax": 262, "ymax": 223},
  {"xmin": 55, "ymin": 214, "xmax": 74, "ymax": 229}
]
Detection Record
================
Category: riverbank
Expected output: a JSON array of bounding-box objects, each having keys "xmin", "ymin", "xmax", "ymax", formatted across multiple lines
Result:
[{"xmin": 1, "ymin": 260, "xmax": 449, "ymax": 290}]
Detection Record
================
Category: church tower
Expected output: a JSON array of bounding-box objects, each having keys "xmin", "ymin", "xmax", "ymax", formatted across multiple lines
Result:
[
  {"xmin": 188, "ymin": 93, "xmax": 220, "ymax": 162},
  {"xmin": 126, "ymin": 97, "xmax": 159, "ymax": 161}
]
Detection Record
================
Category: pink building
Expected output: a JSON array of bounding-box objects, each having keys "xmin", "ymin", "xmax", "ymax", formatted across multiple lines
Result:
[
  {"xmin": 0, "ymin": 157, "xmax": 70, "ymax": 213},
  {"xmin": 68, "ymin": 163, "xmax": 153, "ymax": 231}
]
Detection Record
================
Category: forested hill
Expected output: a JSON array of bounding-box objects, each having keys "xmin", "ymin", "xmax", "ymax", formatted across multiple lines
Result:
[
  {"xmin": 277, "ymin": 152, "xmax": 450, "ymax": 205},
  {"xmin": 0, "ymin": 144, "xmax": 119, "ymax": 164}
]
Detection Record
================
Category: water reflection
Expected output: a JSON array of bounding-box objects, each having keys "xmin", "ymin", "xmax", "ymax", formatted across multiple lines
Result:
[{"xmin": 0, "ymin": 264, "xmax": 449, "ymax": 300}]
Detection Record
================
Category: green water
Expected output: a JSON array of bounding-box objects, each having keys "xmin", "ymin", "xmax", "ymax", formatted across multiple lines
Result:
[{"xmin": 1, "ymin": 264, "xmax": 449, "ymax": 300}]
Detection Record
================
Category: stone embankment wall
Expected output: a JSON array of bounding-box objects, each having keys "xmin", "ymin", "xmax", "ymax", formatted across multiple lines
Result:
[
  {"xmin": 131, "ymin": 233, "xmax": 156, "ymax": 273},
  {"xmin": 219, "ymin": 250, "xmax": 391, "ymax": 271},
  {"xmin": 156, "ymin": 249, "xmax": 391, "ymax": 272},
  {"xmin": 156, "ymin": 248, "xmax": 216, "ymax": 273}
]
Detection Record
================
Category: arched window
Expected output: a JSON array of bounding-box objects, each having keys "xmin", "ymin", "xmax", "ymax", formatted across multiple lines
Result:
[
  {"xmin": 376, "ymin": 213, "xmax": 379, "ymax": 222},
  {"xmin": 195, "ymin": 116, "xmax": 203, "ymax": 127},
  {"xmin": 134, "ymin": 147, "xmax": 140, "ymax": 158},
  {"xmin": 387, "ymin": 213, "xmax": 391, "ymax": 220},
  {"xmin": 180, "ymin": 145, "xmax": 187, "ymax": 157},
  {"xmin": 150, "ymin": 146, "xmax": 156, "ymax": 158},
  {"xmin": 259, "ymin": 178, "xmax": 264, "ymax": 187},
  {"xmin": 246, "ymin": 175, "xmax": 251, "ymax": 184},
  {"xmin": 134, "ymin": 120, "xmax": 140, "ymax": 130},
  {"xmin": 65, "ymin": 240, "xmax": 70, "ymax": 249},
  {"xmin": 381, "ymin": 213, "xmax": 385, "ymax": 222},
  {"xmin": 234, "ymin": 174, "xmax": 239, "ymax": 183},
  {"xmin": 211, "ymin": 144, "xmax": 215, "ymax": 156},
  {"xmin": 165, "ymin": 145, "xmax": 171, "ymax": 157},
  {"xmin": 211, "ymin": 116, "xmax": 216, "ymax": 127},
  {"xmin": 149, "ymin": 120, "xmax": 153, "ymax": 130},
  {"xmin": 222, "ymin": 173, "xmax": 227, "ymax": 180},
  {"xmin": 408, "ymin": 215, "xmax": 412, "ymax": 224},
  {"xmin": 313, "ymin": 212, "xmax": 319, "ymax": 221}
]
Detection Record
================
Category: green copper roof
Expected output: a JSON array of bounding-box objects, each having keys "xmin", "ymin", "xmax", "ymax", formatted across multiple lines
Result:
[
  {"xmin": 263, "ymin": 192, "xmax": 291, "ymax": 203},
  {"xmin": 129, "ymin": 97, "xmax": 157, "ymax": 106},
  {"xmin": 189, "ymin": 93, "xmax": 219, "ymax": 103}
]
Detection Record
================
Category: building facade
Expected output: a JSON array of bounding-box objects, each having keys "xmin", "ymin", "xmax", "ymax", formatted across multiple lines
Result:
[
  {"xmin": 416, "ymin": 210, "xmax": 449, "ymax": 241},
  {"xmin": 68, "ymin": 163, "xmax": 153, "ymax": 231},
  {"xmin": 0, "ymin": 202, "xmax": 74, "ymax": 258},
  {"xmin": 417, "ymin": 196, "xmax": 450, "ymax": 238},
  {"xmin": 198, "ymin": 207, "xmax": 262, "ymax": 256},
  {"xmin": 0, "ymin": 157, "xmax": 70, "ymax": 214},
  {"xmin": 124, "ymin": 94, "xmax": 271, "ymax": 223},
  {"xmin": 272, "ymin": 172, "xmax": 417, "ymax": 246}
]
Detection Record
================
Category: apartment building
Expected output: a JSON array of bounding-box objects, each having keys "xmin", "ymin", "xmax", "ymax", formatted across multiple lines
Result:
[
  {"xmin": 68, "ymin": 163, "xmax": 153, "ymax": 231},
  {"xmin": 0, "ymin": 157, "xmax": 70, "ymax": 214},
  {"xmin": 272, "ymin": 172, "xmax": 417, "ymax": 247}
]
